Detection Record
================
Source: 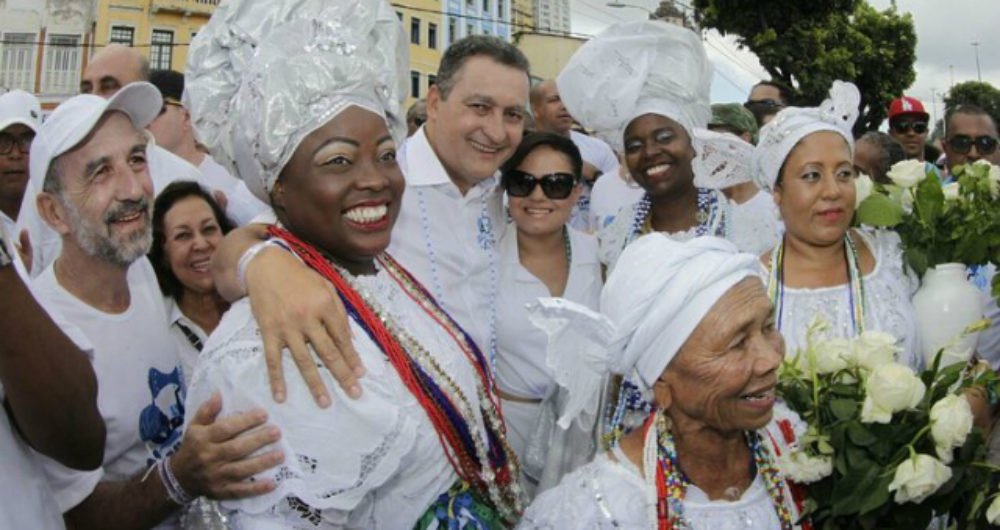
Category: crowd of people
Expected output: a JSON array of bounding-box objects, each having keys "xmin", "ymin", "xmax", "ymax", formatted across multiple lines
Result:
[{"xmin": 1, "ymin": 0, "xmax": 999, "ymax": 528}]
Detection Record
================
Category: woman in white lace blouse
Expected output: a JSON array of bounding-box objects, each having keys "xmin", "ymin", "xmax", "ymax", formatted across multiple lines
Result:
[{"xmin": 752, "ymin": 81, "xmax": 922, "ymax": 370}]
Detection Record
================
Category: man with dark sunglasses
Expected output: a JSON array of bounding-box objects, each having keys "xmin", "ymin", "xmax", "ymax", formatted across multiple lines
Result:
[
  {"xmin": 887, "ymin": 95, "xmax": 932, "ymax": 162},
  {"xmin": 744, "ymin": 80, "xmax": 794, "ymax": 127},
  {"xmin": 0, "ymin": 90, "xmax": 41, "ymax": 258},
  {"xmin": 943, "ymin": 104, "xmax": 998, "ymax": 172}
]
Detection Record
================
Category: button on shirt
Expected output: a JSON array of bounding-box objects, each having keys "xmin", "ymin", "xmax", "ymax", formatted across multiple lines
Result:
[{"xmin": 390, "ymin": 127, "xmax": 506, "ymax": 355}]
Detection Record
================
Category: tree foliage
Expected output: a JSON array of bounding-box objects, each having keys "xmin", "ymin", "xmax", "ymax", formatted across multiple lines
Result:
[
  {"xmin": 943, "ymin": 81, "xmax": 1000, "ymax": 129},
  {"xmin": 693, "ymin": 0, "xmax": 917, "ymax": 135}
]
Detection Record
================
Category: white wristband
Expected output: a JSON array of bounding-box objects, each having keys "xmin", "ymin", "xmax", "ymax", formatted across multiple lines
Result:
[{"xmin": 236, "ymin": 239, "xmax": 291, "ymax": 294}]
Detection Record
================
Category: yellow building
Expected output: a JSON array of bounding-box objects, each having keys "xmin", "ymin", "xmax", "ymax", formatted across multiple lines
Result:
[
  {"xmin": 394, "ymin": 0, "xmax": 444, "ymax": 111},
  {"xmin": 94, "ymin": 0, "xmax": 219, "ymax": 74},
  {"xmin": 515, "ymin": 31, "xmax": 584, "ymax": 83},
  {"xmin": 511, "ymin": 0, "xmax": 536, "ymax": 34}
]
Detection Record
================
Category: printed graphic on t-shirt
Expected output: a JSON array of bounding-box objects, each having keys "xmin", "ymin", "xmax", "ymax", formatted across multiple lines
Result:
[{"xmin": 140, "ymin": 366, "xmax": 185, "ymax": 465}]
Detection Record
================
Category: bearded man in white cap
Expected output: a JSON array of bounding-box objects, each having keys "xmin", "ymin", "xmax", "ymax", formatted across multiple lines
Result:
[{"xmin": 28, "ymin": 84, "xmax": 281, "ymax": 529}]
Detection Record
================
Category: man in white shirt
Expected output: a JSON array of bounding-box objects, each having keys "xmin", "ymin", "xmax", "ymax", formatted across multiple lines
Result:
[
  {"xmin": 0, "ymin": 90, "xmax": 41, "ymax": 255},
  {"xmin": 529, "ymin": 79, "xmax": 621, "ymax": 232},
  {"xmin": 29, "ymin": 84, "xmax": 281, "ymax": 528},
  {"xmin": 0, "ymin": 233, "xmax": 104, "ymax": 530},
  {"xmin": 147, "ymin": 69, "xmax": 267, "ymax": 225}
]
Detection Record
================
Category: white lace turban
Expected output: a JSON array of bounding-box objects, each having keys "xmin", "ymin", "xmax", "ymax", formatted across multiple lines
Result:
[
  {"xmin": 752, "ymin": 80, "xmax": 860, "ymax": 192},
  {"xmin": 529, "ymin": 235, "xmax": 759, "ymax": 429},
  {"xmin": 184, "ymin": 0, "xmax": 408, "ymax": 203},
  {"xmin": 555, "ymin": 20, "xmax": 712, "ymax": 153},
  {"xmin": 691, "ymin": 128, "xmax": 755, "ymax": 189}
]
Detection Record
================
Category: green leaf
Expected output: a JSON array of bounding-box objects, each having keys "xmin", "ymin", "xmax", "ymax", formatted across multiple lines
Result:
[
  {"xmin": 855, "ymin": 193, "xmax": 903, "ymax": 227},
  {"xmin": 846, "ymin": 422, "xmax": 879, "ymax": 446},
  {"xmin": 830, "ymin": 398, "xmax": 859, "ymax": 421},
  {"xmin": 857, "ymin": 471, "xmax": 893, "ymax": 515},
  {"xmin": 914, "ymin": 174, "xmax": 945, "ymax": 228}
]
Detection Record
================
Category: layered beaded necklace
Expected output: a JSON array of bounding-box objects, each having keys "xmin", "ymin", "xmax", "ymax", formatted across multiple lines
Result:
[
  {"xmin": 630, "ymin": 188, "xmax": 728, "ymax": 244},
  {"xmin": 267, "ymin": 226, "xmax": 523, "ymax": 523},
  {"xmin": 766, "ymin": 232, "xmax": 867, "ymax": 335},
  {"xmin": 641, "ymin": 411, "xmax": 795, "ymax": 530}
]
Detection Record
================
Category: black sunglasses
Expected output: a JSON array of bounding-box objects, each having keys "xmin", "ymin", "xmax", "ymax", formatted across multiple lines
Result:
[
  {"xmin": 504, "ymin": 169, "xmax": 578, "ymax": 199},
  {"xmin": 744, "ymin": 99, "xmax": 784, "ymax": 111},
  {"xmin": 890, "ymin": 120, "xmax": 928, "ymax": 135},
  {"xmin": 947, "ymin": 134, "xmax": 998, "ymax": 155}
]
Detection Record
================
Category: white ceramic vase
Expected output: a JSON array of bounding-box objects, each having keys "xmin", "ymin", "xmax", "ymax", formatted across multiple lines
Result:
[{"xmin": 912, "ymin": 263, "xmax": 984, "ymax": 367}]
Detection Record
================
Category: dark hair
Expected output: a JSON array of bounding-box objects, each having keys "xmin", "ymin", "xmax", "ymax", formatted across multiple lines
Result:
[
  {"xmin": 500, "ymin": 131, "xmax": 583, "ymax": 183},
  {"xmin": 149, "ymin": 181, "xmax": 234, "ymax": 300},
  {"xmin": 945, "ymin": 104, "xmax": 997, "ymax": 136},
  {"xmin": 858, "ymin": 132, "xmax": 906, "ymax": 183},
  {"xmin": 435, "ymin": 35, "xmax": 530, "ymax": 100},
  {"xmin": 753, "ymin": 80, "xmax": 796, "ymax": 105}
]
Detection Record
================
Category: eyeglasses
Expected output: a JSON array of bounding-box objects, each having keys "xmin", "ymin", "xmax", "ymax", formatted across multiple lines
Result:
[
  {"xmin": 158, "ymin": 99, "xmax": 183, "ymax": 116},
  {"xmin": 0, "ymin": 130, "xmax": 35, "ymax": 155},
  {"xmin": 503, "ymin": 169, "xmax": 578, "ymax": 199},
  {"xmin": 744, "ymin": 99, "xmax": 784, "ymax": 111},
  {"xmin": 890, "ymin": 120, "xmax": 928, "ymax": 135},
  {"xmin": 410, "ymin": 117, "xmax": 426, "ymax": 127},
  {"xmin": 947, "ymin": 134, "xmax": 998, "ymax": 155}
]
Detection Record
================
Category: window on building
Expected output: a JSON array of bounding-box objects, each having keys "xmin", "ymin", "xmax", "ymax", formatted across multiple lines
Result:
[
  {"xmin": 411, "ymin": 17, "xmax": 421, "ymax": 45},
  {"xmin": 498, "ymin": 0, "xmax": 506, "ymax": 18},
  {"xmin": 483, "ymin": 0, "xmax": 490, "ymax": 12},
  {"xmin": 448, "ymin": 17, "xmax": 457, "ymax": 42},
  {"xmin": 466, "ymin": 23, "xmax": 474, "ymax": 36},
  {"xmin": 397, "ymin": 11, "xmax": 403, "ymax": 21},
  {"xmin": 466, "ymin": 0, "xmax": 474, "ymax": 7},
  {"xmin": 428, "ymin": 23, "xmax": 438, "ymax": 50},
  {"xmin": 0, "ymin": 33, "xmax": 36, "ymax": 92},
  {"xmin": 150, "ymin": 29, "xmax": 174, "ymax": 70},
  {"xmin": 410, "ymin": 71, "xmax": 420, "ymax": 98},
  {"xmin": 42, "ymin": 34, "xmax": 81, "ymax": 94},
  {"xmin": 109, "ymin": 25, "xmax": 134, "ymax": 47}
]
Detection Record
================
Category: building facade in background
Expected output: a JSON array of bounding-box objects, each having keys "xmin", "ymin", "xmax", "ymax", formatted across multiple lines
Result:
[
  {"xmin": 396, "ymin": 0, "xmax": 444, "ymax": 108},
  {"xmin": 533, "ymin": 0, "xmax": 569, "ymax": 34},
  {"xmin": 441, "ymin": 0, "xmax": 512, "ymax": 49},
  {"xmin": 511, "ymin": 0, "xmax": 536, "ymax": 33},
  {"xmin": 94, "ymin": 0, "xmax": 219, "ymax": 73}
]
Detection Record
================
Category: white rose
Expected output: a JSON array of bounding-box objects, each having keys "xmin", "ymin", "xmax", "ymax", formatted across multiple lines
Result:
[
  {"xmin": 778, "ymin": 450, "xmax": 833, "ymax": 484},
  {"xmin": 930, "ymin": 394, "xmax": 973, "ymax": 463},
  {"xmin": 942, "ymin": 182, "xmax": 960, "ymax": 201},
  {"xmin": 811, "ymin": 337, "xmax": 853, "ymax": 374},
  {"xmin": 886, "ymin": 159, "xmax": 928, "ymax": 188},
  {"xmin": 987, "ymin": 494, "xmax": 1000, "ymax": 524},
  {"xmin": 861, "ymin": 363, "xmax": 926, "ymax": 424},
  {"xmin": 888, "ymin": 453, "xmax": 952, "ymax": 504},
  {"xmin": 852, "ymin": 331, "xmax": 899, "ymax": 370},
  {"xmin": 855, "ymin": 173, "xmax": 874, "ymax": 208}
]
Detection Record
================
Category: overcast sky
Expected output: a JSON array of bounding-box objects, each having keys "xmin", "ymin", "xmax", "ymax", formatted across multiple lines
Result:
[{"xmin": 569, "ymin": 0, "xmax": 1000, "ymax": 125}]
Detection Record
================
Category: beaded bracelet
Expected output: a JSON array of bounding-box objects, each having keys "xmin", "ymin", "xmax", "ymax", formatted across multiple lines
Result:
[
  {"xmin": 236, "ymin": 238, "xmax": 292, "ymax": 294},
  {"xmin": 158, "ymin": 455, "xmax": 195, "ymax": 505}
]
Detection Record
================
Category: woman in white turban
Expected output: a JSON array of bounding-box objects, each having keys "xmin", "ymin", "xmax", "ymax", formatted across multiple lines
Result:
[
  {"xmin": 752, "ymin": 81, "xmax": 922, "ymax": 370},
  {"xmin": 182, "ymin": 0, "xmax": 522, "ymax": 527},
  {"xmin": 556, "ymin": 21, "xmax": 780, "ymax": 272},
  {"xmin": 517, "ymin": 235, "xmax": 808, "ymax": 529}
]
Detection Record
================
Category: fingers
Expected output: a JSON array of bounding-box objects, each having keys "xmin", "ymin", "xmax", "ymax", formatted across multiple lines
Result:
[
  {"xmin": 206, "ymin": 408, "xmax": 270, "ymax": 444},
  {"xmin": 218, "ymin": 449, "xmax": 285, "ymax": 483},
  {"xmin": 191, "ymin": 393, "xmax": 223, "ymax": 427},
  {"xmin": 261, "ymin": 329, "xmax": 287, "ymax": 403},
  {"xmin": 285, "ymin": 334, "xmax": 332, "ymax": 408},
  {"xmin": 323, "ymin": 284, "xmax": 365, "ymax": 381},
  {"xmin": 210, "ymin": 476, "xmax": 278, "ymax": 500}
]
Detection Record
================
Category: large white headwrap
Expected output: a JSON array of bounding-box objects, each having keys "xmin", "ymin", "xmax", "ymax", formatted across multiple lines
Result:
[
  {"xmin": 184, "ymin": 0, "xmax": 408, "ymax": 203},
  {"xmin": 529, "ymin": 235, "xmax": 759, "ymax": 429},
  {"xmin": 752, "ymin": 80, "xmax": 860, "ymax": 192},
  {"xmin": 555, "ymin": 21, "xmax": 712, "ymax": 153}
]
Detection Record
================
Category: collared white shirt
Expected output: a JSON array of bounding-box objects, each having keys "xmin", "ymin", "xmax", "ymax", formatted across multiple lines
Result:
[
  {"xmin": 389, "ymin": 127, "xmax": 506, "ymax": 355},
  {"xmin": 164, "ymin": 296, "xmax": 209, "ymax": 386}
]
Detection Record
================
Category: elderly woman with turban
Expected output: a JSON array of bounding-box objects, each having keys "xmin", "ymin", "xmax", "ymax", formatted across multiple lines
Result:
[
  {"xmin": 517, "ymin": 235, "xmax": 807, "ymax": 529},
  {"xmin": 182, "ymin": 0, "xmax": 522, "ymax": 527},
  {"xmin": 556, "ymin": 21, "xmax": 781, "ymax": 271},
  {"xmin": 752, "ymin": 81, "xmax": 922, "ymax": 370}
]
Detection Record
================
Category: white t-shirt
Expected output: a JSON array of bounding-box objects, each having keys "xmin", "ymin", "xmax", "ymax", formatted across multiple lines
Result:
[
  {"xmin": 390, "ymin": 127, "xmax": 506, "ymax": 353},
  {"xmin": 31, "ymin": 258, "xmax": 185, "ymax": 519},
  {"xmin": 588, "ymin": 171, "xmax": 644, "ymax": 232},
  {"xmin": 197, "ymin": 154, "xmax": 268, "ymax": 226},
  {"xmin": 17, "ymin": 145, "xmax": 200, "ymax": 277},
  {"xmin": 0, "ymin": 257, "xmax": 93, "ymax": 530}
]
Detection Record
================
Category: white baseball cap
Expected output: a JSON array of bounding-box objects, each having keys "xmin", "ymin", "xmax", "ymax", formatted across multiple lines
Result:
[
  {"xmin": 0, "ymin": 89, "xmax": 42, "ymax": 133},
  {"xmin": 28, "ymin": 81, "xmax": 162, "ymax": 192}
]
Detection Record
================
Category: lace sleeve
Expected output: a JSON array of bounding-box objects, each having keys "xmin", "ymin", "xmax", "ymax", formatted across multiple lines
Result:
[
  {"xmin": 186, "ymin": 300, "xmax": 419, "ymax": 521},
  {"xmin": 598, "ymin": 203, "xmax": 638, "ymax": 270},
  {"xmin": 728, "ymin": 192, "xmax": 782, "ymax": 256}
]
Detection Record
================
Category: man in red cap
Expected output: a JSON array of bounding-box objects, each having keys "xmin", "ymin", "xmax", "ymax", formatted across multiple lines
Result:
[{"xmin": 888, "ymin": 95, "xmax": 931, "ymax": 162}]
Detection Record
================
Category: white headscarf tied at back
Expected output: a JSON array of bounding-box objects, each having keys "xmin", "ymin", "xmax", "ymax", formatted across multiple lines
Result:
[
  {"xmin": 752, "ymin": 80, "xmax": 861, "ymax": 192},
  {"xmin": 528, "ymin": 235, "xmax": 759, "ymax": 429},
  {"xmin": 184, "ymin": 0, "xmax": 408, "ymax": 202},
  {"xmin": 555, "ymin": 20, "xmax": 712, "ymax": 153}
]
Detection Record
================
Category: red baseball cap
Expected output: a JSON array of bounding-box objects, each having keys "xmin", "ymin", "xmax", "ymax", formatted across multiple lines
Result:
[{"xmin": 888, "ymin": 96, "xmax": 930, "ymax": 121}]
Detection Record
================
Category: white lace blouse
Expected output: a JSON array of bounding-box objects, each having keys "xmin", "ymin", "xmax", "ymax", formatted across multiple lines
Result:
[
  {"xmin": 761, "ymin": 228, "xmax": 923, "ymax": 370},
  {"xmin": 185, "ymin": 263, "xmax": 493, "ymax": 529}
]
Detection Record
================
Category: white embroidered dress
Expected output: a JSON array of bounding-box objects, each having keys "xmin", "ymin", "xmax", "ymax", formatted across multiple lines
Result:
[
  {"xmin": 186, "ymin": 262, "xmax": 493, "ymax": 529},
  {"xmin": 761, "ymin": 229, "xmax": 922, "ymax": 370},
  {"xmin": 518, "ymin": 403, "xmax": 808, "ymax": 530}
]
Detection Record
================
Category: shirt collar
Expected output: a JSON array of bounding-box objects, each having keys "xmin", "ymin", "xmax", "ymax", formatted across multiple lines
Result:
[{"xmin": 400, "ymin": 126, "xmax": 501, "ymax": 193}]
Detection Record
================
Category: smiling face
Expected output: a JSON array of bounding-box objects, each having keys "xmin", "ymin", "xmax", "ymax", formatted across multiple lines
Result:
[
  {"xmin": 623, "ymin": 113, "xmax": 696, "ymax": 198},
  {"xmin": 272, "ymin": 105, "xmax": 404, "ymax": 275},
  {"xmin": 654, "ymin": 277, "xmax": 784, "ymax": 432},
  {"xmin": 507, "ymin": 145, "xmax": 580, "ymax": 238},
  {"xmin": 425, "ymin": 55, "xmax": 529, "ymax": 193},
  {"xmin": 774, "ymin": 131, "xmax": 856, "ymax": 247},
  {"xmin": 42, "ymin": 112, "xmax": 153, "ymax": 267},
  {"xmin": 161, "ymin": 196, "xmax": 223, "ymax": 295}
]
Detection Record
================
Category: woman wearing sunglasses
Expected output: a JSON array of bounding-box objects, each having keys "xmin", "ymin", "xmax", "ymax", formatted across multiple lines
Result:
[{"xmin": 494, "ymin": 131, "xmax": 603, "ymax": 496}]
